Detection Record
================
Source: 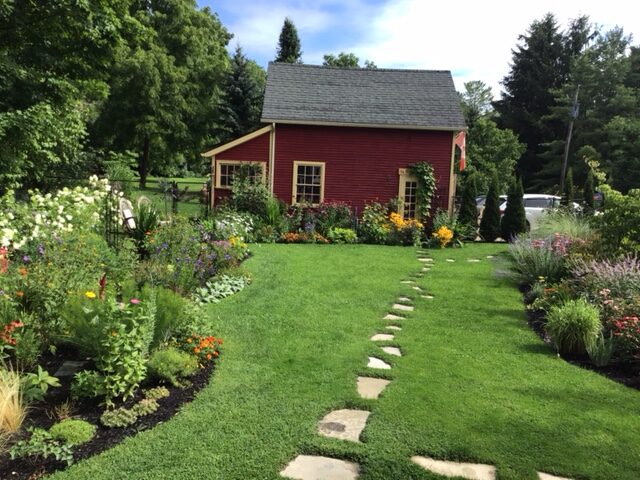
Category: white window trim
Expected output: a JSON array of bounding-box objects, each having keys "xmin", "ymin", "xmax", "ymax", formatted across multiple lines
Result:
[{"xmin": 398, "ymin": 168, "xmax": 419, "ymax": 219}]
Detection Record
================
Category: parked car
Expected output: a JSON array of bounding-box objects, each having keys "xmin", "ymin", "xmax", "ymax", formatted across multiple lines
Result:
[{"xmin": 476, "ymin": 194, "xmax": 579, "ymax": 231}]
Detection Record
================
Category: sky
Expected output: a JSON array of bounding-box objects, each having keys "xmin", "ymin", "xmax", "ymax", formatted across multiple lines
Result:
[{"xmin": 199, "ymin": 0, "xmax": 640, "ymax": 99}]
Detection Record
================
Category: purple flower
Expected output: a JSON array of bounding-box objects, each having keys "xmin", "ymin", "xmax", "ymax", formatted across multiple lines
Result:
[
  {"xmin": 37, "ymin": 245, "xmax": 45, "ymax": 256},
  {"xmin": 22, "ymin": 255, "xmax": 30, "ymax": 263}
]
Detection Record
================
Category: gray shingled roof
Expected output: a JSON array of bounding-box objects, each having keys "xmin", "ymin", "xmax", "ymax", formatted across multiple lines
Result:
[{"xmin": 261, "ymin": 63, "xmax": 465, "ymax": 130}]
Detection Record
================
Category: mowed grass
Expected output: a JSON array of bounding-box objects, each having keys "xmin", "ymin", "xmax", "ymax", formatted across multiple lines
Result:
[{"xmin": 49, "ymin": 244, "xmax": 640, "ymax": 479}]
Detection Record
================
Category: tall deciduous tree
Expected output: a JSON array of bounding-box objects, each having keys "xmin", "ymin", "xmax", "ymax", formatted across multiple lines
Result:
[
  {"xmin": 92, "ymin": 0, "xmax": 231, "ymax": 187},
  {"xmin": 459, "ymin": 81, "xmax": 493, "ymax": 129},
  {"xmin": 275, "ymin": 17, "xmax": 302, "ymax": 63},
  {"xmin": 219, "ymin": 46, "xmax": 266, "ymax": 142},
  {"xmin": 323, "ymin": 52, "xmax": 376, "ymax": 69}
]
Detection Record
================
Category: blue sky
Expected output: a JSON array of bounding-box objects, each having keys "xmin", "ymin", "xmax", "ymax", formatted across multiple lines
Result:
[{"xmin": 199, "ymin": 0, "xmax": 640, "ymax": 98}]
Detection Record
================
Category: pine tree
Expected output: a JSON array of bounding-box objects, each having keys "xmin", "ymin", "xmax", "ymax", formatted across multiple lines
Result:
[
  {"xmin": 457, "ymin": 174, "xmax": 478, "ymax": 228},
  {"xmin": 479, "ymin": 173, "xmax": 501, "ymax": 241},
  {"xmin": 501, "ymin": 177, "xmax": 527, "ymax": 241},
  {"xmin": 275, "ymin": 18, "xmax": 302, "ymax": 63},
  {"xmin": 583, "ymin": 170, "xmax": 595, "ymax": 212},
  {"xmin": 562, "ymin": 167, "xmax": 574, "ymax": 206}
]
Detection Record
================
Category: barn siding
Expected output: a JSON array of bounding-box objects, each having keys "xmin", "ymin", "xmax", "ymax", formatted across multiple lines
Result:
[{"xmin": 273, "ymin": 124, "xmax": 453, "ymax": 215}]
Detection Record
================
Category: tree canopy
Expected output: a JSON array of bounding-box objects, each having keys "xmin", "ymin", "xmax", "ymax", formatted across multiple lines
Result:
[
  {"xmin": 275, "ymin": 17, "xmax": 302, "ymax": 63},
  {"xmin": 323, "ymin": 52, "xmax": 377, "ymax": 69}
]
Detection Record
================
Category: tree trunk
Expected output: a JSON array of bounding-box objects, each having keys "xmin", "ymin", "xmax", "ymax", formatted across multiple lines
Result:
[{"xmin": 139, "ymin": 135, "xmax": 150, "ymax": 189}]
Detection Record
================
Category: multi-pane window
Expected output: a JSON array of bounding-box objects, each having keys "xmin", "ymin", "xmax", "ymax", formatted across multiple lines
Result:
[
  {"xmin": 293, "ymin": 162, "xmax": 324, "ymax": 204},
  {"xmin": 216, "ymin": 161, "xmax": 264, "ymax": 189},
  {"xmin": 403, "ymin": 180, "xmax": 418, "ymax": 219}
]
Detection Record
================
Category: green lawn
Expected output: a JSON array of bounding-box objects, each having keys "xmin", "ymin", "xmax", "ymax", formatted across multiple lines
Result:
[
  {"xmin": 130, "ymin": 176, "xmax": 208, "ymax": 217},
  {"xmin": 50, "ymin": 244, "xmax": 640, "ymax": 479}
]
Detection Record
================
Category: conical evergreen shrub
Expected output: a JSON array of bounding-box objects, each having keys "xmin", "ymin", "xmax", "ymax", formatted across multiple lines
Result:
[
  {"xmin": 501, "ymin": 177, "xmax": 527, "ymax": 241},
  {"xmin": 562, "ymin": 168, "xmax": 574, "ymax": 206},
  {"xmin": 583, "ymin": 170, "xmax": 595, "ymax": 213},
  {"xmin": 479, "ymin": 173, "xmax": 501, "ymax": 241},
  {"xmin": 457, "ymin": 174, "xmax": 478, "ymax": 228}
]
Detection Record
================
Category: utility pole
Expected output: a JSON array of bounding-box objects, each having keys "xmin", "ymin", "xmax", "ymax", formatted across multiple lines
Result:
[{"xmin": 560, "ymin": 84, "xmax": 580, "ymax": 193}]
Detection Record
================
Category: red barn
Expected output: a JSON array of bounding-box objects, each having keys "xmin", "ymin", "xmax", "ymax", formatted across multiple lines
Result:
[{"xmin": 202, "ymin": 63, "xmax": 465, "ymax": 218}]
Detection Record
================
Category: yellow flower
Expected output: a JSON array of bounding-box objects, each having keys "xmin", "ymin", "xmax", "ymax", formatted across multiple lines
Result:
[{"xmin": 85, "ymin": 291, "xmax": 97, "ymax": 299}]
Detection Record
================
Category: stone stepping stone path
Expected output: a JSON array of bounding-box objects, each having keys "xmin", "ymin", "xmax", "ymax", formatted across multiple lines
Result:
[
  {"xmin": 486, "ymin": 255, "xmax": 494, "ymax": 259},
  {"xmin": 398, "ymin": 296, "xmax": 412, "ymax": 302},
  {"xmin": 280, "ymin": 455, "xmax": 359, "ymax": 480},
  {"xmin": 446, "ymin": 258, "xmax": 455, "ymax": 262},
  {"xmin": 467, "ymin": 259, "xmax": 481, "ymax": 262},
  {"xmin": 318, "ymin": 409, "xmax": 370, "ymax": 443},
  {"xmin": 393, "ymin": 303, "xmax": 414, "ymax": 312},
  {"xmin": 381, "ymin": 346, "xmax": 402, "ymax": 357},
  {"xmin": 412, "ymin": 286, "xmax": 423, "ymax": 291},
  {"xmin": 421, "ymin": 294, "xmax": 434, "ymax": 300},
  {"xmin": 538, "ymin": 473, "xmax": 573, "ymax": 480},
  {"xmin": 401, "ymin": 280, "xmax": 416, "ymax": 284},
  {"xmin": 385, "ymin": 325, "xmax": 402, "ymax": 331},
  {"xmin": 370, "ymin": 333, "xmax": 394, "ymax": 341},
  {"xmin": 411, "ymin": 456, "xmax": 496, "ymax": 480},
  {"xmin": 383, "ymin": 313, "xmax": 404, "ymax": 321},
  {"xmin": 368, "ymin": 356, "xmax": 391, "ymax": 369},
  {"xmin": 421, "ymin": 267, "xmax": 430, "ymax": 272},
  {"xmin": 418, "ymin": 258, "xmax": 434, "ymax": 263},
  {"xmin": 357, "ymin": 376, "xmax": 390, "ymax": 399}
]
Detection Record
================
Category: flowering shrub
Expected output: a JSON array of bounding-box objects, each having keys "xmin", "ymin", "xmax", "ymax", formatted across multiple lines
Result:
[
  {"xmin": 609, "ymin": 315, "xmax": 640, "ymax": 362},
  {"xmin": 327, "ymin": 227, "xmax": 357, "ymax": 244},
  {"xmin": 176, "ymin": 334, "xmax": 222, "ymax": 367},
  {"xmin": 388, "ymin": 213, "xmax": 423, "ymax": 246},
  {"xmin": 571, "ymin": 255, "xmax": 640, "ymax": 301},
  {"xmin": 432, "ymin": 226, "xmax": 454, "ymax": 248},
  {"xmin": 0, "ymin": 176, "xmax": 114, "ymax": 251},
  {"xmin": 507, "ymin": 234, "xmax": 574, "ymax": 285},
  {"xmin": 210, "ymin": 210, "xmax": 255, "ymax": 241},
  {"xmin": 359, "ymin": 202, "xmax": 390, "ymax": 244},
  {"xmin": 280, "ymin": 232, "xmax": 329, "ymax": 244}
]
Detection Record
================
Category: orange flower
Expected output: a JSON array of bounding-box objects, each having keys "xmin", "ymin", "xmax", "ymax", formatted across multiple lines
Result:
[
  {"xmin": 186, "ymin": 338, "xmax": 192, "ymax": 343},
  {"xmin": 19, "ymin": 267, "xmax": 27, "ymax": 277},
  {"xmin": 16, "ymin": 291, "xmax": 24, "ymax": 298},
  {"xmin": 206, "ymin": 354, "xmax": 212, "ymax": 360},
  {"xmin": 213, "ymin": 351, "xmax": 219, "ymax": 357}
]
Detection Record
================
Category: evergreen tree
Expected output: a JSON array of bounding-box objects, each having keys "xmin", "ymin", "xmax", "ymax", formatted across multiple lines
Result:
[
  {"xmin": 501, "ymin": 177, "xmax": 527, "ymax": 241},
  {"xmin": 562, "ymin": 167, "xmax": 574, "ymax": 205},
  {"xmin": 583, "ymin": 170, "xmax": 595, "ymax": 212},
  {"xmin": 219, "ymin": 46, "xmax": 266, "ymax": 142},
  {"xmin": 457, "ymin": 174, "xmax": 478, "ymax": 228},
  {"xmin": 479, "ymin": 173, "xmax": 501, "ymax": 241},
  {"xmin": 275, "ymin": 18, "xmax": 302, "ymax": 63}
]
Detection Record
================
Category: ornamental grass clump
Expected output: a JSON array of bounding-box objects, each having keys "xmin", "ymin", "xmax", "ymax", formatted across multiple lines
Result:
[
  {"xmin": 507, "ymin": 234, "xmax": 571, "ymax": 285},
  {"xmin": 0, "ymin": 366, "xmax": 28, "ymax": 434},
  {"xmin": 545, "ymin": 299, "xmax": 601, "ymax": 355}
]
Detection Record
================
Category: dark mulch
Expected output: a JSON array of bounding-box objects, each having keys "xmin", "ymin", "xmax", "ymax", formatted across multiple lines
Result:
[
  {"xmin": 0, "ymin": 347, "xmax": 216, "ymax": 480},
  {"xmin": 522, "ymin": 288, "xmax": 640, "ymax": 391}
]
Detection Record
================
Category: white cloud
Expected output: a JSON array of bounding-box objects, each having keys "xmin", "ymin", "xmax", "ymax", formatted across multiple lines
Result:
[{"xmin": 343, "ymin": 0, "xmax": 640, "ymax": 98}]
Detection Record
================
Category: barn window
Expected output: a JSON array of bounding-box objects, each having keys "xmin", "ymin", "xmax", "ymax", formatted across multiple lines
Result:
[
  {"xmin": 215, "ymin": 160, "xmax": 265, "ymax": 189},
  {"xmin": 398, "ymin": 168, "xmax": 418, "ymax": 219},
  {"xmin": 292, "ymin": 161, "xmax": 325, "ymax": 205}
]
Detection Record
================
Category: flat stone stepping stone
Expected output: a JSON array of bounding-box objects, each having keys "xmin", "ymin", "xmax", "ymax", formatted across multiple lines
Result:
[
  {"xmin": 318, "ymin": 409, "xmax": 370, "ymax": 442},
  {"xmin": 421, "ymin": 267, "xmax": 430, "ymax": 272},
  {"xmin": 415, "ymin": 273, "xmax": 424, "ymax": 278},
  {"xmin": 401, "ymin": 280, "xmax": 416, "ymax": 284},
  {"xmin": 281, "ymin": 455, "xmax": 359, "ymax": 480},
  {"xmin": 357, "ymin": 376, "xmax": 391, "ymax": 399},
  {"xmin": 446, "ymin": 258, "xmax": 455, "ymax": 262},
  {"xmin": 370, "ymin": 333, "xmax": 394, "ymax": 341},
  {"xmin": 385, "ymin": 325, "xmax": 402, "ymax": 331},
  {"xmin": 393, "ymin": 303, "xmax": 414, "ymax": 312},
  {"xmin": 467, "ymin": 259, "xmax": 481, "ymax": 262},
  {"xmin": 383, "ymin": 313, "xmax": 405, "ymax": 320},
  {"xmin": 412, "ymin": 286, "xmax": 423, "ymax": 291},
  {"xmin": 421, "ymin": 294, "xmax": 434, "ymax": 299},
  {"xmin": 381, "ymin": 346, "xmax": 402, "ymax": 357},
  {"xmin": 411, "ymin": 456, "xmax": 496, "ymax": 480},
  {"xmin": 54, "ymin": 360, "xmax": 88, "ymax": 377},
  {"xmin": 367, "ymin": 356, "xmax": 391, "ymax": 369},
  {"xmin": 486, "ymin": 255, "xmax": 494, "ymax": 259},
  {"xmin": 418, "ymin": 258, "xmax": 434, "ymax": 263},
  {"xmin": 538, "ymin": 473, "xmax": 573, "ymax": 480},
  {"xmin": 397, "ymin": 296, "xmax": 412, "ymax": 303}
]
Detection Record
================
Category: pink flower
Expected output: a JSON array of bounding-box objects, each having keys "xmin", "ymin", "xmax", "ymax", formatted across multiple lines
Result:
[{"xmin": 130, "ymin": 298, "xmax": 140, "ymax": 305}]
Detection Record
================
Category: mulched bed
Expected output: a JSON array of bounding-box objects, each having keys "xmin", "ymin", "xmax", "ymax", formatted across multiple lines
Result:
[
  {"xmin": 522, "ymin": 289, "xmax": 640, "ymax": 391},
  {"xmin": 0, "ymin": 346, "xmax": 216, "ymax": 480}
]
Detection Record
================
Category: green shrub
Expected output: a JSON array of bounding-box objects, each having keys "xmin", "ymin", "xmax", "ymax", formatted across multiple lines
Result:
[
  {"xmin": 457, "ymin": 173, "xmax": 478, "ymax": 229},
  {"xmin": 49, "ymin": 419, "xmax": 96, "ymax": 445},
  {"xmin": 147, "ymin": 347, "xmax": 198, "ymax": 386},
  {"xmin": 586, "ymin": 332, "xmax": 615, "ymax": 367},
  {"xmin": 70, "ymin": 370, "xmax": 105, "ymax": 399},
  {"xmin": 479, "ymin": 173, "xmax": 501, "ymax": 241},
  {"xmin": 545, "ymin": 299, "xmax": 601, "ymax": 355},
  {"xmin": 507, "ymin": 235, "xmax": 569, "ymax": 285},
  {"xmin": 230, "ymin": 164, "xmax": 270, "ymax": 217},
  {"xmin": 596, "ymin": 185, "xmax": 640, "ymax": 254},
  {"xmin": 100, "ymin": 407, "xmax": 138, "ymax": 428},
  {"xmin": 143, "ymin": 386, "xmax": 170, "ymax": 400},
  {"xmin": 501, "ymin": 177, "xmax": 526, "ymax": 241},
  {"xmin": 359, "ymin": 202, "xmax": 389, "ymax": 244},
  {"xmin": 153, "ymin": 287, "xmax": 188, "ymax": 348},
  {"xmin": 131, "ymin": 398, "xmax": 159, "ymax": 417},
  {"xmin": 327, "ymin": 227, "xmax": 357, "ymax": 244},
  {"xmin": 10, "ymin": 427, "xmax": 74, "ymax": 465},
  {"xmin": 313, "ymin": 202, "xmax": 353, "ymax": 236}
]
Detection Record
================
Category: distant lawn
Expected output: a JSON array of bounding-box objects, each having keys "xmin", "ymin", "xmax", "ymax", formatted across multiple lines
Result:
[
  {"xmin": 129, "ymin": 176, "xmax": 208, "ymax": 217},
  {"xmin": 50, "ymin": 244, "xmax": 640, "ymax": 480}
]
